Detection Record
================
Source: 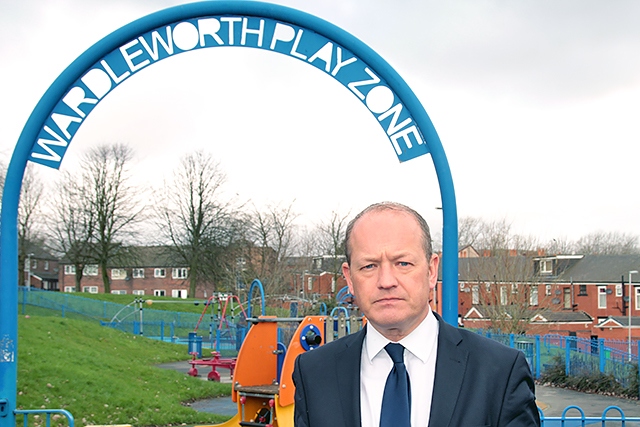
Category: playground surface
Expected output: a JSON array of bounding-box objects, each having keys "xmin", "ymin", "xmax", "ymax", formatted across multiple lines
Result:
[{"xmin": 158, "ymin": 360, "xmax": 640, "ymax": 421}]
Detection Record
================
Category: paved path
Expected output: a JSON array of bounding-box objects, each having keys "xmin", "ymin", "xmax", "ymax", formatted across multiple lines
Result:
[{"xmin": 159, "ymin": 360, "xmax": 640, "ymax": 423}]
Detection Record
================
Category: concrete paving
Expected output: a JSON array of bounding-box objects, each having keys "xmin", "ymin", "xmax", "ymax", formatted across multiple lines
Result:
[{"xmin": 158, "ymin": 360, "xmax": 640, "ymax": 423}]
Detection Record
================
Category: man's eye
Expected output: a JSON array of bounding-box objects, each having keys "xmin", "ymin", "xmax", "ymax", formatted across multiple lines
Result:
[
  {"xmin": 398, "ymin": 262, "xmax": 410, "ymax": 267},
  {"xmin": 362, "ymin": 264, "xmax": 375, "ymax": 270}
]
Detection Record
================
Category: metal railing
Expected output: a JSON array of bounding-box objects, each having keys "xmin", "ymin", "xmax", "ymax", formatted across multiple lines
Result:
[
  {"xmin": 476, "ymin": 330, "xmax": 639, "ymax": 394},
  {"xmin": 539, "ymin": 405, "xmax": 640, "ymax": 426},
  {"xmin": 15, "ymin": 409, "xmax": 74, "ymax": 427}
]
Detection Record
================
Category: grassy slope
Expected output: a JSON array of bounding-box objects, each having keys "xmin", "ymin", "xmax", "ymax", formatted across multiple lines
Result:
[
  {"xmin": 64, "ymin": 292, "xmax": 210, "ymax": 315},
  {"xmin": 18, "ymin": 315, "xmax": 233, "ymax": 427}
]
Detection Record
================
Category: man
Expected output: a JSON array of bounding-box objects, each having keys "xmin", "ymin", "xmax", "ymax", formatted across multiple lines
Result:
[{"xmin": 292, "ymin": 202, "xmax": 540, "ymax": 427}]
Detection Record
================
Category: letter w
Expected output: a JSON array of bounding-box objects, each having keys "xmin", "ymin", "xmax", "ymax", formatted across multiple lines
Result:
[
  {"xmin": 30, "ymin": 126, "xmax": 69, "ymax": 163},
  {"xmin": 139, "ymin": 27, "xmax": 174, "ymax": 60}
]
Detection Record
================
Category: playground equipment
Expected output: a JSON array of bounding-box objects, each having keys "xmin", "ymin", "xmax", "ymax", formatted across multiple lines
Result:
[
  {"xmin": 188, "ymin": 351, "xmax": 237, "ymax": 382},
  {"xmin": 193, "ymin": 293, "xmax": 249, "ymax": 354},
  {"xmin": 198, "ymin": 314, "xmax": 363, "ymax": 427}
]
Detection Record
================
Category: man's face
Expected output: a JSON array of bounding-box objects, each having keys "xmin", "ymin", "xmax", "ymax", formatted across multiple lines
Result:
[{"xmin": 342, "ymin": 209, "xmax": 439, "ymax": 341}]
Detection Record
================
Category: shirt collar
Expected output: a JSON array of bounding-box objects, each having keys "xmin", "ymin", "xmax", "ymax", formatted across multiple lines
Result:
[{"xmin": 364, "ymin": 308, "xmax": 439, "ymax": 363}]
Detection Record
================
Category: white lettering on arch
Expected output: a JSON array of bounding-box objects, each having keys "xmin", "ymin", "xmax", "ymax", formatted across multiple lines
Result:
[{"xmin": 28, "ymin": 13, "xmax": 430, "ymax": 168}]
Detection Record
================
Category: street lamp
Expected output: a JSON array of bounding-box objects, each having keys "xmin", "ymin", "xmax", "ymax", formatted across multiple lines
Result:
[
  {"xmin": 26, "ymin": 253, "xmax": 35, "ymax": 291},
  {"xmin": 629, "ymin": 270, "xmax": 638, "ymax": 361}
]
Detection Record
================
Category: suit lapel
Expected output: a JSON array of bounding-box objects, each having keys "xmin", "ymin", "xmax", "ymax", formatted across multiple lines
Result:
[
  {"xmin": 428, "ymin": 314, "xmax": 468, "ymax": 427},
  {"xmin": 335, "ymin": 327, "xmax": 366, "ymax": 427}
]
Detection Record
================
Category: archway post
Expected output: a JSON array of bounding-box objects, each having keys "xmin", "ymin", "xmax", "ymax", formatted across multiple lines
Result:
[{"xmin": 0, "ymin": 3, "xmax": 457, "ymax": 425}]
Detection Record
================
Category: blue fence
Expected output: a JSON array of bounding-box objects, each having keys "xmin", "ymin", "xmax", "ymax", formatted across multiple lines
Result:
[
  {"xmin": 476, "ymin": 330, "xmax": 639, "ymax": 394},
  {"xmin": 18, "ymin": 287, "xmax": 206, "ymax": 324},
  {"xmin": 19, "ymin": 287, "xmax": 247, "ymax": 356},
  {"xmin": 14, "ymin": 409, "xmax": 75, "ymax": 427},
  {"xmin": 17, "ymin": 288, "xmax": 640, "ymax": 424},
  {"xmin": 539, "ymin": 406, "xmax": 640, "ymax": 426}
]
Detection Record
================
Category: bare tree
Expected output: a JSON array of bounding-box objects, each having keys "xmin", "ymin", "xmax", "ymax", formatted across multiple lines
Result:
[
  {"xmin": 156, "ymin": 151, "xmax": 242, "ymax": 298},
  {"xmin": 544, "ymin": 237, "xmax": 575, "ymax": 256},
  {"xmin": 458, "ymin": 216, "xmax": 484, "ymax": 249},
  {"xmin": 247, "ymin": 202, "xmax": 299, "ymax": 295},
  {"xmin": 0, "ymin": 160, "xmax": 6, "ymax": 192},
  {"xmin": 47, "ymin": 171, "xmax": 96, "ymax": 291},
  {"xmin": 81, "ymin": 144, "xmax": 142, "ymax": 293},
  {"xmin": 316, "ymin": 209, "xmax": 350, "ymax": 278},
  {"xmin": 18, "ymin": 164, "xmax": 44, "ymax": 286},
  {"xmin": 459, "ymin": 216, "xmax": 546, "ymax": 333},
  {"xmin": 464, "ymin": 255, "xmax": 545, "ymax": 334},
  {"xmin": 574, "ymin": 231, "xmax": 639, "ymax": 255}
]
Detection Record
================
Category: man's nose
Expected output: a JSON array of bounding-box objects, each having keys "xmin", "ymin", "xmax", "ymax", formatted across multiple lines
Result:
[{"xmin": 377, "ymin": 263, "xmax": 398, "ymax": 288}]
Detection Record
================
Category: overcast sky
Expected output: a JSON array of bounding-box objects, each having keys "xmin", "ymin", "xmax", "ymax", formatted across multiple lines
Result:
[{"xmin": 2, "ymin": 0, "xmax": 640, "ymax": 246}]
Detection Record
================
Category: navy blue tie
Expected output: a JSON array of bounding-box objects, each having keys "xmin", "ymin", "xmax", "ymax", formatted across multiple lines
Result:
[{"xmin": 380, "ymin": 343, "xmax": 411, "ymax": 427}]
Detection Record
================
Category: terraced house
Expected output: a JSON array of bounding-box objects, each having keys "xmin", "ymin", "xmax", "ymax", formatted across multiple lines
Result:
[
  {"xmin": 445, "ymin": 248, "xmax": 640, "ymax": 341},
  {"xmin": 58, "ymin": 246, "xmax": 193, "ymax": 298}
]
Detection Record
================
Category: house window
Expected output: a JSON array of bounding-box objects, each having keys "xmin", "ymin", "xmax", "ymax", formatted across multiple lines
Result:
[
  {"xmin": 111, "ymin": 290, "xmax": 127, "ymax": 295},
  {"xmin": 31, "ymin": 259, "xmax": 38, "ymax": 269},
  {"xmin": 64, "ymin": 265, "xmax": 76, "ymax": 275},
  {"xmin": 236, "ymin": 257, "xmax": 247, "ymax": 270},
  {"xmin": 172, "ymin": 289, "xmax": 188, "ymax": 299},
  {"xmin": 530, "ymin": 287, "xmax": 539, "ymax": 306},
  {"xmin": 82, "ymin": 286, "xmax": 98, "ymax": 294},
  {"xmin": 485, "ymin": 282, "xmax": 491, "ymax": 293},
  {"xmin": 172, "ymin": 268, "xmax": 188, "ymax": 279},
  {"xmin": 472, "ymin": 285, "xmax": 479, "ymax": 305},
  {"xmin": 511, "ymin": 283, "xmax": 518, "ymax": 294},
  {"xmin": 500, "ymin": 286, "xmax": 507, "ymax": 306},
  {"xmin": 132, "ymin": 290, "xmax": 145, "ymax": 295},
  {"xmin": 111, "ymin": 269, "xmax": 126, "ymax": 280},
  {"xmin": 44, "ymin": 261, "xmax": 49, "ymax": 270},
  {"xmin": 578, "ymin": 284, "xmax": 587, "ymax": 296},
  {"xmin": 598, "ymin": 286, "xmax": 607, "ymax": 309},
  {"xmin": 635, "ymin": 287, "xmax": 640, "ymax": 311},
  {"xmin": 84, "ymin": 264, "xmax": 98, "ymax": 276},
  {"xmin": 331, "ymin": 277, "xmax": 336, "ymax": 293},
  {"xmin": 616, "ymin": 284, "xmax": 623, "ymax": 297},
  {"xmin": 545, "ymin": 285, "xmax": 552, "ymax": 296},
  {"xmin": 154, "ymin": 268, "xmax": 166, "ymax": 278},
  {"xmin": 64, "ymin": 286, "xmax": 75, "ymax": 293},
  {"xmin": 154, "ymin": 289, "xmax": 166, "ymax": 297},
  {"xmin": 308, "ymin": 277, "xmax": 313, "ymax": 291},
  {"xmin": 132, "ymin": 268, "xmax": 145, "ymax": 278},
  {"xmin": 540, "ymin": 260, "xmax": 553, "ymax": 274}
]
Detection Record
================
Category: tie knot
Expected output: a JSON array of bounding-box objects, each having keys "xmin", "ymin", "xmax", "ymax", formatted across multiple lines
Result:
[{"xmin": 384, "ymin": 343, "xmax": 405, "ymax": 364}]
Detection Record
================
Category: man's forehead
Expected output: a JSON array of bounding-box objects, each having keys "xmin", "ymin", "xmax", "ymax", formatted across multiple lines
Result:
[{"xmin": 354, "ymin": 209, "xmax": 417, "ymax": 229}]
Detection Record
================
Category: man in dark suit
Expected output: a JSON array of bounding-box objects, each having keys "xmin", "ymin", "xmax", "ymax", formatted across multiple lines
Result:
[{"xmin": 293, "ymin": 202, "xmax": 540, "ymax": 427}]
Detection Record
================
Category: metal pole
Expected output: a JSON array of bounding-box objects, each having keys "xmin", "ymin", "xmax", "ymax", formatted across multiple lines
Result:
[{"xmin": 629, "ymin": 270, "xmax": 638, "ymax": 361}]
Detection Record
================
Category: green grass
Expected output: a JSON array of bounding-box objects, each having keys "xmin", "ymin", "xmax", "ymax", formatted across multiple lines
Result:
[
  {"xmin": 61, "ymin": 291, "xmax": 293, "ymax": 317},
  {"xmin": 66, "ymin": 292, "xmax": 211, "ymax": 315},
  {"xmin": 17, "ymin": 315, "xmax": 233, "ymax": 427}
]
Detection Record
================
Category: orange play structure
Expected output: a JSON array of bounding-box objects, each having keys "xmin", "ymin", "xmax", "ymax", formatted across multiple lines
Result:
[{"xmin": 198, "ymin": 315, "xmax": 327, "ymax": 427}]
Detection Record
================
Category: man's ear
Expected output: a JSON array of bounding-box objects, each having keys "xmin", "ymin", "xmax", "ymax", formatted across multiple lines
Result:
[
  {"xmin": 428, "ymin": 254, "xmax": 440, "ymax": 290},
  {"xmin": 342, "ymin": 262, "xmax": 354, "ymax": 294}
]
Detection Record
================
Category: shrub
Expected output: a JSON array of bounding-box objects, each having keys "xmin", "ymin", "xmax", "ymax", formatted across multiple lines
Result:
[{"xmin": 539, "ymin": 354, "xmax": 637, "ymax": 398}]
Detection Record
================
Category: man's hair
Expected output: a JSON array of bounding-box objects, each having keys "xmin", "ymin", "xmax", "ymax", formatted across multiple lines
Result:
[{"xmin": 343, "ymin": 201, "xmax": 433, "ymax": 265}]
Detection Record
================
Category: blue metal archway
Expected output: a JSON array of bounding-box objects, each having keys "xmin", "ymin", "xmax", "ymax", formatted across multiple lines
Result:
[{"xmin": 0, "ymin": 2, "xmax": 458, "ymax": 424}]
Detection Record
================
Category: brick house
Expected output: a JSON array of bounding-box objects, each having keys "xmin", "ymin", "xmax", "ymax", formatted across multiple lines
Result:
[
  {"xmin": 58, "ymin": 246, "xmax": 197, "ymax": 298},
  {"xmin": 435, "ymin": 249, "xmax": 640, "ymax": 340},
  {"xmin": 286, "ymin": 255, "xmax": 347, "ymax": 301},
  {"xmin": 23, "ymin": 246, "xmax": 60, "ymax": 291}
]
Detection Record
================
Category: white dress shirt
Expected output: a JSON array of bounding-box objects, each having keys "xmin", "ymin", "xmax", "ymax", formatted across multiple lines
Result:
[{"xmin": 359, "ymin": 309, "xmax": 439, "ymax": 427}]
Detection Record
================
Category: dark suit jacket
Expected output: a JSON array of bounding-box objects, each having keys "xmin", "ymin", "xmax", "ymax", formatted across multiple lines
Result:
[{"xmin": 292, "ymin": 314, "xmax": 540, "ymax": 427}]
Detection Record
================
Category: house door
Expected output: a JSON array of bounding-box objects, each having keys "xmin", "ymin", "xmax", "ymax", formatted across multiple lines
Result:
[{"xmin": 563, "ymin": 288, "xmax": 571, "ymax": 309}]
